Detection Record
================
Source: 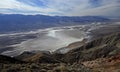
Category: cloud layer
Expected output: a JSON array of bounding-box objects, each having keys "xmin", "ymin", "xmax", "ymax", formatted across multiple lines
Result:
[{"xmin": 0, "ymin": 0, "xmax": 120, "ymax": 17}]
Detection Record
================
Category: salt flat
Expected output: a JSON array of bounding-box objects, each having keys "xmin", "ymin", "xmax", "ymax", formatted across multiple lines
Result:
[
  {"xmin": 3, "ymin": 25, "xmax": 87, "ymax": 56},
  {"xmin": 1, "ymin": 22, "xmax": 120, "ymax": 56}
]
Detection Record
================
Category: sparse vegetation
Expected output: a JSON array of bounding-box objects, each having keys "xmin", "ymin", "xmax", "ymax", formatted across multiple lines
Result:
[{"xmin": 0, "ymin": 63, "xmax": 92, "ymax": 72}]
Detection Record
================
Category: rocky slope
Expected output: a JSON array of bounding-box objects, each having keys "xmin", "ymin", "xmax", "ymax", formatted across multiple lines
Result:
[
  {"xmin": 58, "ymin": 32, "xmax": 120, "ymax": 63},
  {"xmin": 0, "ymin": 52, "xmax": 92, "ymax": 72},
  {"xmin": 0, "ymin": 63, "xmax": 92, "ymax": 72},
  {"xmin": 82, "ymin": 54, "xmax": 120, "ymax": 72}
]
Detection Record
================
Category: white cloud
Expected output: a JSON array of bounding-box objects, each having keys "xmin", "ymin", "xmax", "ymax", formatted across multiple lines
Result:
[
  {"xmin": 66, "ymin": 2, "xmax": 120, "ymax": 16},
  {"xmin": 59, "ymin": 0, "xmax": 120, "ymax": 17},
  {"xmin": 0, "ymin": 0, "xmax": 120, "ymax": 17},
  {"xmin": 0, "ymin": 0, "xmax": 60, "ymax": 15}
]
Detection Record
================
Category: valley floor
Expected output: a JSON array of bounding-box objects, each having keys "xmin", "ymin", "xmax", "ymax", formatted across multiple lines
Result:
[{"xmin": 0, "ymin": 23, "xmax": 120, "ymax": 72}]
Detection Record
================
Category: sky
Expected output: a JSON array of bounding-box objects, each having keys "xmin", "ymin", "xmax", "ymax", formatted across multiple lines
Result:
[{"xmin": 0, "ymin": 0, "xmax": 120, "ymax": 17}]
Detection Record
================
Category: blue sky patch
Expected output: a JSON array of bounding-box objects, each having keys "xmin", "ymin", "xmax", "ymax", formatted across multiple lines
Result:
[{"xmin": 17, "ymin": 0, "xmax": 47, "ymax": 7}]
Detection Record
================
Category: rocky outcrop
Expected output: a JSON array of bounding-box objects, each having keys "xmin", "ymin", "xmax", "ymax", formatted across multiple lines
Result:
[
  {"xmin": 82, "ymin": 54, "xmax": 120, "ymax": 72},
  {"xmin": 15, "ymin": 51, "xmax": 60, "ymax": 63}
]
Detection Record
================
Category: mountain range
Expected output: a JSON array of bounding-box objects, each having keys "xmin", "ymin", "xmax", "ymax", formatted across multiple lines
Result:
[{"xmin": 0, "ymin": 14, "xmax": 109, "ymax": 33}]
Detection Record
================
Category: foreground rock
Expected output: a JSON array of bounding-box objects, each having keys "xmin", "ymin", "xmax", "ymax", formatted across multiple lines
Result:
[
  {"xmin": 82, "ymin": 54, "xmax": 120, "ymax": 72},
  {"xmin": 0, "ymin": 53, "xmax": 92, "ymax": 72}
]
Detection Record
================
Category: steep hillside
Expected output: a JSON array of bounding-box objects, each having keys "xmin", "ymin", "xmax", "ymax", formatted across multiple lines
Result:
[{"xmin": 57, "ymin": 33, "xmax": 120, "ymax": 63}]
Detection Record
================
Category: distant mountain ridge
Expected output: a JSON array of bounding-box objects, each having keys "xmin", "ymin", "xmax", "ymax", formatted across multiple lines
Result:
[{"xmin": 0, "ymin": 14, "xmax": 110, "ymax": 33}]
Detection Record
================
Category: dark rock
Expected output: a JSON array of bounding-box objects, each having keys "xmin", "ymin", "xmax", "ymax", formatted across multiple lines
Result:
[{"xmin": 0, "ymin": 55, "xmax": 24, "ymax": 64}]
